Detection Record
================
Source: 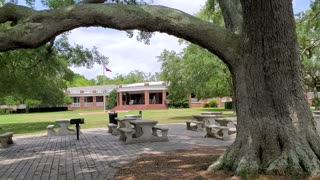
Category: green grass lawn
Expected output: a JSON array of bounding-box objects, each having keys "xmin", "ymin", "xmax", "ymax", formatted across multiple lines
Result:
[{"xmin": 0, "ymin": 108, "xmax": 234, "ymax": 135}]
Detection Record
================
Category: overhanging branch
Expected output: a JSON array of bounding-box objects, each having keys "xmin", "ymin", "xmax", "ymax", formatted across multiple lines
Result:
[{"xmin": 0, "ymin": 3, "xmax": 240, "ymax": 66}]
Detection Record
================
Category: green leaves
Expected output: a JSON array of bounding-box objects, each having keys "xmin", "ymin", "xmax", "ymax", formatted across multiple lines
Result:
[
  {"xmin": 296, "ymin": 0, "xmax": 320, "ymax": 109},
  {"xmin": 158, "ymin": 44, "xmax": 232, "ymax": 103}
]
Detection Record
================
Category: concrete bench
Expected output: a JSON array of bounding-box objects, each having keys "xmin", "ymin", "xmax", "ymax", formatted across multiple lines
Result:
[
  {"xmin": 118, "ymin": 128, "xmax": 134, "ymax": 142},
  {"xmin": 205, "ymin": 125, "xmax": 231, "ymax": 140},
  {"xmin": 185, "ymin": 120, "xmax": 204, "ymax": 131},
  {"xmin": 0, "ymin": 132, "xmax": 14, "ymax": 148},
  {"xmin": 152, "ymin": 127, "xmax": 169, "ymax": 140},
  {"xmin": 228, "ymin": 127, "xmax": 237, "ymax": 134},
  {"xmin": 108, "ymin": 123, "xmax": 119, "ymax": 136},
  {"xmin": 47, "ymin": 125, "xmax": 56, "ymax": 137}
]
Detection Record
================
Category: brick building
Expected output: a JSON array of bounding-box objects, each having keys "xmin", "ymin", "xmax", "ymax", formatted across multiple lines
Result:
[{"xmin": 66, "ymin": 81, "xmax": 231, "ymax": 111}]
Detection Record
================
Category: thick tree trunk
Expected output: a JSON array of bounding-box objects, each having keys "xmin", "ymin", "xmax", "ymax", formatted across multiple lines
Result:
[{"xmin": 209, "ymin": 0, "xmax": 320, "ymax": 176}]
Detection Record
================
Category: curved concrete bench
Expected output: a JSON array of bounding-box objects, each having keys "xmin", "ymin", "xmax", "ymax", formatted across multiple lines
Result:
[
  {"xmin": 47, "ymin": 125, "xmax": 56, "ymax": 137},
  {"xmin": 0, "ymin": 132, "xmax": 14, "ymax": 148}
]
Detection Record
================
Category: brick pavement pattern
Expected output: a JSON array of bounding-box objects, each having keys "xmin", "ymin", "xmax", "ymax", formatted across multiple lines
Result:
[{"xmin": 0, "ymin": 124, "xmax": 234, "ymax": 180}]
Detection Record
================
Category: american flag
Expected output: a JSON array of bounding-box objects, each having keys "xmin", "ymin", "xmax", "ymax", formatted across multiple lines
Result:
[{"xmin": 103, "ymin": 64, "xmax": 112, "ymax": 72}]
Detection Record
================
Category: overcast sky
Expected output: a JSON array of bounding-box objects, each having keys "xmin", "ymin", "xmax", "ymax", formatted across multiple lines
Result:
[{"xmin": 68, "ymin": 0, "xmax": 311, "ymax": 80}]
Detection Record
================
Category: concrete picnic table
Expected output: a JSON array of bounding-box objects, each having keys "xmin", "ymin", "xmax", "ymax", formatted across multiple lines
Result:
[
  {"xmin": 130, "ymin": 120, "xmax": 158, "ymax": 138},
  {"xmin": 189, "ymin": 114, "xmax": 225, "ymax": 131},
  {"xmin": 205, "ymin": 117, "xmax": 237, "ymax": 140},
  {"xmin": 200, "ymin": 112, "xmax": 223, "ymax": 115},
  {"xmin": 55, "ymin": 119, "xmax": 76, "ymax": 136},
  {"xmin": 118, "ymin": 119, "xmax": 169, "ymax": 144},
  {"xmin": 214, "ymin": 117, "xmax": 237, "ymax": 127},
  {"xmin": 124, "ymin": 114, "xmax": 142, "ymax": 119},
  {"xmin": 115, "ymin": 117, "xmax": 137, "ymax": 129}
]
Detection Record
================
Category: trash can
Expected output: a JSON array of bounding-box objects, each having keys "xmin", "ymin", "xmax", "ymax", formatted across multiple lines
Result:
[{"xmin": 109, "ymin": 112, "xmax": 118, "ymax": 125}]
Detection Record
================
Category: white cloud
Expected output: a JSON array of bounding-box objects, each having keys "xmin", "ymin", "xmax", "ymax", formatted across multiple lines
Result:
[{"xmin": 69, "ymin": 1, "xmax": 206, "ymax": 79}]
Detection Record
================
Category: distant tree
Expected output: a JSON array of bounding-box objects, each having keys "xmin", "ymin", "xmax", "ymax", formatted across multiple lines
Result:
[
  {"xmin": 296, "ymin": 1, "xmax": 320, "ymax": 109},
  {"xmin": 67, "ymin": 74, "xmax": 96, "ymax": 87},
  {"xmin": 0, "ymin": 34, "xmax": 108, "ymax": 106},
  {"xmin": 106, "ymin": 89, "xmax": 117, "ymax": 109},
  {"xmin": 158, "ymin": 45, "xmax": 232, "ymax": 103}
]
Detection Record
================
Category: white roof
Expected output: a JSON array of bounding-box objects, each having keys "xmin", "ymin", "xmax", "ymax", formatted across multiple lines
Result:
[{"xmin": 118, "ymin": 81, "xmax": 168, "ymax": 92}]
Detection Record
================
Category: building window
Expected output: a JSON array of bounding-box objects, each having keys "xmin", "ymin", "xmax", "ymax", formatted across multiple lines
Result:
[
  {"xmin": 84, "ymin": 96, "xmax": 93, "ymax": 102},
  {"xmin": 73, "ymin": 97, "xmax": 80, "ymax": 103},
  {"xmin": 71, "ymin": 97, "xmax": 80, "ymax": 107},
  {"xmin": 96, "ymin": 96, "xmax": 103, "ymax": 102}
]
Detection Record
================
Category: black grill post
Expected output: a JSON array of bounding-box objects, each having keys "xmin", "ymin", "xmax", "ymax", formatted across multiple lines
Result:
[{"xmin": 70, "ymin": 118, "xmax": 84, "ymax": 140}]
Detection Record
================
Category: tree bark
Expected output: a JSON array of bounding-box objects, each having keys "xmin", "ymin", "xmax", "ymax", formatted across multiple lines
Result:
[
  {"xmin": 1, "ymin": 0, "xmax": 320, "ymax": 177},
  {"xmin": 209, "ymin": 0, "xmax": 320, "ymax": 176},
  {"xmin": 0, "ymin": 3, "xmax": 238, "ymax": 66}
]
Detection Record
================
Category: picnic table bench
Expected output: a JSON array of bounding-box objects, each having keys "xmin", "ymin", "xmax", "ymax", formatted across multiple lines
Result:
[
  {"xmin": 0, "ymin": 132, "xmax": 14, "ymax": 148},
  {"xmin": 108, "ymin": 123, "xmax": 119, "ymax": 135},
  {"xmin": 205, "ymin": 117, "xmax": 237, "ymax": 140},
  {"xmin": 185, "ymin": 120, "xmax": 204, "ymax": 131},
  {"xmin": 118, "ymin": 128, "xmax": 135, "ymax": 141},
  {"xmin": 119, "ymin": 120, "xmax": 169, "ymax": 144}
]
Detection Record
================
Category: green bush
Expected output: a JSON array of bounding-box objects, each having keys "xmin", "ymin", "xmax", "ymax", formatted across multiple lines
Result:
[
  {"xmin": 224, "ymin": 101, "xmax": 233, "ymax": 109},
  {"xmin": 0, "ymin": 109, "xmax": 11, "ymax": 114},
  {"xmin": 312, "ymin": 98, "xmax": 320, "ymax": 107},
  {"xmin": 202, "ymin": 103, "xmax": 210, "ymax": 108},
  {"xmin": 208, "ymin": 100, "xmax": 218, "ymax": 107},
  {"xmin": 202, "ymin": 99, "xmax": 218, "ymax": 108},
  {"xmin": 63, "ymin": 95, "xmax": 73, "ymax": 105},
  {"xmin": 106, "ymin": 89, "xmax": 117, "ymax": 110},
  {"xmin": 169, "ymin": 98, "xmax": 189, "ymax": 108}
]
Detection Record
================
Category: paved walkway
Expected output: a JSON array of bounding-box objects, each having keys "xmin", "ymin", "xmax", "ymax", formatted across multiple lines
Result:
[{"xmin": 0, "ymin": 124, "xmax": 235, "ymax": 180}]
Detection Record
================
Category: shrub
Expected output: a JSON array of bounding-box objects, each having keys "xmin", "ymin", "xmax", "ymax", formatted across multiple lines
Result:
[
  {"xmin": 63, "ymin": 95, "xmax": 73, "ymax": 105},
  {"xmin": 208, "ymin": 100, "xmax": 218, "ymax": 107},
  {"xmin": 224, "ymin": 101, "xmax": 233, "ymax": 109},
  {"xmin": 202, "ymin": 103, "xmax": 210, "ymax": 108},
  {"xmin": 106, "ymin": 89, "xmax": 117, "ymax": 110},
  {"xmin": 169, "ymin": 98, "xmax": 190, "ymax": 108},
  {"xmin": 312, "ymin": 98, "xmax": 320, "ymax": 107},
  {"xmin": 202, "ymin": 99, "xmax": 218, "ymax": 108}
]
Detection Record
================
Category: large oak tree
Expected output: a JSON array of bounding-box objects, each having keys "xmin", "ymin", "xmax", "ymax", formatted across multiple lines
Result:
[{"xmin": 1, "ymin": 0, "xmax": 319, "ymax": 176}]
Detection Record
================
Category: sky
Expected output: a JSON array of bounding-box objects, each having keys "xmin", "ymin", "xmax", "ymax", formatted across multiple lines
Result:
[{"xmin": 68, "ymin": 0, "xmax": 312, "ymax": 80}]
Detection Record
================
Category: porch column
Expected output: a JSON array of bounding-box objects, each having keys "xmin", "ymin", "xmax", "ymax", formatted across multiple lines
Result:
[
  {"xmin": 80, "ymin": 90, "xmax": 84, "ymax": 108},
  {"xmin": 144, "ymin": 90, "xmax": 149, "ymax": 105},
  {"xmin": 118, "ymin": 92, "xmax": 123, "ymax": 106},
  {"xmin": 162, "ymin": 90, "xmax": 166, "ymax": 105},
  {"xmin": 93, "ymin": 96, "xmax": 96, "ymax": 108},
  {"xmin": 80, "ymin": 97, "xmax": 85, "ymax": 108}
]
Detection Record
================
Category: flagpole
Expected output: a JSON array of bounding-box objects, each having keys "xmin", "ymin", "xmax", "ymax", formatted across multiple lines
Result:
[{"xmin": 103, "ymin": 65, "xmax": 106, "ymax": 113}]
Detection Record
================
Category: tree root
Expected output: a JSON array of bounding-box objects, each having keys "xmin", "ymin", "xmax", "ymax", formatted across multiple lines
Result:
[{"xmin": 208, "ymin": 135, "xmax": 320, "ymax": 177}]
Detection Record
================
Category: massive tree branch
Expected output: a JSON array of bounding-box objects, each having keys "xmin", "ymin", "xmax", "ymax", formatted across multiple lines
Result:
[
  {"xmin": 217, "ymin": 0, "xmax": 243, "ymax": 33},
  {"xmin": 0, "ymin": 3, "xmax": 240, "ymax": 66}
]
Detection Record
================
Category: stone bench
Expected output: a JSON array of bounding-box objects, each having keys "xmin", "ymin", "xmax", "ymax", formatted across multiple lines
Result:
[
  {"xmin": 108, "ymin": 123, "xmax": 119, "ymax": 136},
  {"xmin": 185, "ymin": 120, "xmax": 204, "ymax": 131},
  {"xmin": 47, "ymin": 125, "xmax": 56, "ymax": 137},
  {"xmin": 0, "ymin": 132, "xmax": 14, "ymax": 148},
  {"xmin": 205, "ymin": 125, "xmax": 231, "ymax": 140},
  {"xmin": 152, "ymin": 127, "xmax": 169, "ymax": 140},
  {"xmin": 118, "ymin": 128, "xmax": 134, "ymax": 142}
]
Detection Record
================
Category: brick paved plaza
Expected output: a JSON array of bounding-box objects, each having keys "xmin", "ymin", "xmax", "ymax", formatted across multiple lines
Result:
[{"xmin": 0, "ymin": 124, "xmax": 234, "ymax": 180}]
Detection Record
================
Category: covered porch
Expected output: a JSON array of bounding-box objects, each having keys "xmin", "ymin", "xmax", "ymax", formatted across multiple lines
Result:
[{"xmin": 114, "ymin": 82, "xmax": 168, "ymax": 110}]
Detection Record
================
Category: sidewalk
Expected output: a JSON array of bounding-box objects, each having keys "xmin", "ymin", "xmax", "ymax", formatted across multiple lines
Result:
[{"xmin": 0, "ymin": 124, "xmax": 234, "ymax": 180}]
